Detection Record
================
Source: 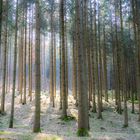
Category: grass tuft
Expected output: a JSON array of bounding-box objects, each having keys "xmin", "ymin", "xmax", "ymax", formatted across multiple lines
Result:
[
  {"xmin": 59, "ymin": 115, "xmax": 75, "ymax": 122},
  {"xmin": 77, "ymin": 128, "xmax": 89, "ymax": 137},
  {"xmin": 128, "ymin": 100, "xmax": 139, "ymax": 104},
  {"xmin": 123, "ymin": 124, "xmax": 128, "ymax": 128},
  {"xmin": 0, "ymin": 131, "xmax": 12, "ymax": 135}
]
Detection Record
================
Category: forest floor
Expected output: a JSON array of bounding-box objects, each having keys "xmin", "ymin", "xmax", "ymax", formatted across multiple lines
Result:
[{"xmin": 0, "ymin": 91, "xmax": 140, "ymax": 140}]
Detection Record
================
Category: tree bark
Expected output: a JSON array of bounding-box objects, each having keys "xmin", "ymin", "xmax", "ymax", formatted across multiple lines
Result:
[
  {"xmin": 33, "ymin": 0, "xmax": 41, "ymax": 133},
  {"xmin": 9, "ymin": 0, "xmax": 18, "ymax": 128},
  {"xmin": 0, "ymin": 0, "xmax": 8, "ymax": 114}
]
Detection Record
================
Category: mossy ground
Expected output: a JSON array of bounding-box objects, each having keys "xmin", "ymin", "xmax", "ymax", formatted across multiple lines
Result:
[
  {"xmin": 0, "ymin": 92, "xmax": 140, "ymax": 140},
  {"xmin": 0, "ymin": 131, "xmax": 62, "ymax": 140},
  {"xmin": 128, "ymin": 99, "xmax": 139, "ymax": 104},
  {"xmin": 77, "ymin": 128, "xmax": 89, "ymax": 137},
  {"xmin": 59, "ymin": 115, "xmax": 75, "ymax": 122}
]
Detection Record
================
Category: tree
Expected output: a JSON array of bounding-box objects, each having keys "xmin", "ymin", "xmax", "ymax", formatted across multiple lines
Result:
[
  {"xmin": 91, "ymin": 0, "xmax": 97, "ymax": 113},
  {"xmin": 0, "ymin": 0, "xmax": 8, "ymax": 114},
  {"xmin": 9, "ymin": 0, "xmax": 19, "ymax": 128},
  {"xmin": 33, "ymin": 0, "xmax": 41, "ymax": 133},
  {"xmin": 50, "ymin": 0, "xmax": 55, "ymax": 107},
  {"xmin": 114, "ymin": 0, "xmax": 122, "ymax": 114},
  {"xmin": 18, "ymin": 2, "xmax": 24, "ymax": 103},
  {"xmin": 134, "ymin": 0, "xmax": 140, "ymax": 122},
  {"xmin": 76, "ymin": 0, "xmax": 89, "ymax": 135},
  {"xmin": 23, "ymin": 0, "xmax": 27, "ymax": 105},
  {"xmin": 119, "ymin": 0, "xmax": 128, "ymax": 127},
  {"xmin": 60, "ymin": 0, "xmax": 67, "ymax": 117},
  {"xmin": 97, "ymin": 3, "xmax": 103, "ymax": 119},
  {"xmin": 102, "ymin": 25, "xmax": 108, "ymax": 102},
  {"xmin": 28, "ymin": 6, "xmax": 32, "ymax": 101},
  {"xmin": 0, "ymin": 0, "xmax": 3, "ymax": 56}
]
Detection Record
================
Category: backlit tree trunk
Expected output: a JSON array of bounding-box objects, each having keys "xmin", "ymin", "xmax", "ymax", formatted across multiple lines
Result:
[
  {"xmin": 76, "ymin": 0, "xmax": 89, "ymax": 132},
  {"xmin": 0, "ymin": 0, "xmax": 3, "ymax": 57},
  {"xmin": 60, "ymin": 0, "xmax": 67, "ymax": 117},
  {"xmin": 23, "ymin": 1, "xmax": 27, "ymax": 104},
  {"xmin": 0, "ymin": 0, "xmax": 8, "ymax": 114},
  {"xmin": 33, "ymin": 0, "xmax": 41, "ymax": 133},
  {"xmin": 9, "ymin": 0, "xmax": 18, "ymax": 128}
]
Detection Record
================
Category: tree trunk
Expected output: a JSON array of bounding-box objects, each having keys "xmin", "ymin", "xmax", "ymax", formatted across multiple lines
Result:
[
  {"xmin": 33, "ymin": 0, "xmax": 41, "ymax": 133},
  {"xmin": 0, "ymin": 0, "xmax": 3, "ymax": 57},
  {"xmin": 60, "ymin": 0, "xmax": 67, "ymax": 117},
  {"xmin": 23, "ymin": 1, "xmax": 27, "ymax": 105},
  {"xmin": 76, "ymin": 0, "xmax": 89, "ymax": 133},
  {"xmin": 9, "ymin": 0, "xmax": 18, "ymax": 128},
  {"xmin": 0, "ymin": 0, "xmax": 8, "ymax": 114}
]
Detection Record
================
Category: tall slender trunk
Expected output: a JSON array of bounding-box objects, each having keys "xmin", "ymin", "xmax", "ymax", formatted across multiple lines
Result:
[
  {"xmin": 103, "ymin": 25, "xmax": 108, "ymax": 102},
  {"xmin": 0, "ymin": 0, "xmax": 3, "ymax": 58},
  {"xmin": 59, "ymin": 29, "xmax": 62, "ymax": 109},
  {"xmin": 53, "ymin": 33, "xmax": 56, "ymax": 98},
  {"xmin": 119, "ymin": 0, "xmax": 128, "ymax": 127},
  {"xmin": 76, "ymin": 0, "xmax": 89, "ymax": 132},
  {"xmin": 65, "ymin": 27, "xmax": 68, "ymax": 109},
  {"xmin": 8, "ymin": 37, "xmax": 12, "ymax": 92},
  {"xmin": 50, "ymin": 1, "xmax": 55, "ymax": 107},
  {"xmin": 30, "ymin": 6, "xmax": 33, "ymax": 101},
  {"xmin": 23, "ymin": 1, "xmax": 27, "ymax": 104},
  {"xmin": 28, "ymin": 8, "xmax": 32, "ymax": 100},
  {"xmin": 98, "ymin": 8, "xmax": 103, "ymax": 118},
  {"xmin": 135, "ymin": 0, "xmax": 140, "ymax": 121},
  {"xmin": 19, "ymin": 28, "xmax": 23, "ymax": 103},
  {"xmin": 33, "ymin": 0, "xmax": 41, "ymax": 132},
  {"xmin": 0, "ymin": 0, "xmax": 8, "ymax": 114},
  {"xmin": 72, "ymin": 30, "xmax": 78, "ymax": 106},
  {"xmin": 115, "ymin": 0, "xmax": 122, "ymax": 114},
  {"xmin": 60, "ymin": 0, "xmax": 67, "ymax": 117},
  {"xmin": 91, "ymin": 0, "xmax": 97, "ymax": 113},
  {"xmin": 9, "ymin": 0, "xmax": 18, "ymax": 128}
]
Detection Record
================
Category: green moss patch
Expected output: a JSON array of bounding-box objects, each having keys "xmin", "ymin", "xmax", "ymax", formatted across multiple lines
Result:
[
  {"xmin": 128, "ymin": 100, "xmax": 139, "ymax": 104},
  {"xmin": 77, "ymin": 128, "xmax": 89, "ymax": 137},
  {"xmin": 0, "ymin": 131, "xmax": 12, "ymax": 135},
  {"xmin": 59, "ymin": 116, "xmax": 75, "ymax": 122}
]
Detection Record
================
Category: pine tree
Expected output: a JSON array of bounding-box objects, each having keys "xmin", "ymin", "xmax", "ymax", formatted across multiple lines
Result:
[
  {"xmin": 9, "ymin": 0, "xmax": 19, "ymax": 128},
  {"xmin": 76, "ymin": 0, "xmax": 89, "ymax": 135},
  {"xmin": 33, "ymin": 0, "xmax": 41, "ymax": 133},
  {"xmin": 0, "ymin": 0, "xmax": 8, "ymax": 114},
  {"xmin": 60, "ymin": 0, "xmax": 67, "ymax": 117},
  {"xmin": 0, "ymin": 0, "xmax": 3, "ymax": 56}
]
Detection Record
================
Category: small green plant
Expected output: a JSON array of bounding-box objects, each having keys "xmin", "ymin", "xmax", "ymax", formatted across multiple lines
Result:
[
  {"xmin": 123, "ymin": 124, "xmax": 128, "ymax": 128},
  {"xmin": 77, "ymin": 128, "xmax": 89, "ymax": 137},
  {"xmin": 0, "ymin": 131, "xmax": 12, "ymax": 135},
  {"xmin": 128, "ymin": 99, "xmax": 139, "ymax": 104},
  {"xmin": 0, "ymin": 111, "xmax": 6, "ymax": 116},
  {"xmin": 59, "ymin": 115, "xmax": 75, "ymax": 122}
]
